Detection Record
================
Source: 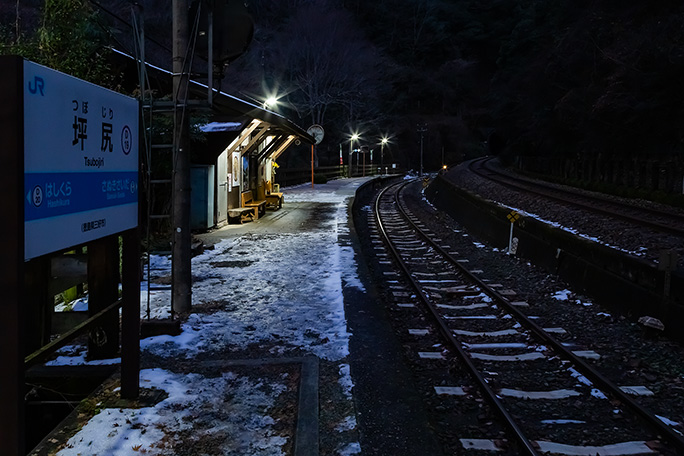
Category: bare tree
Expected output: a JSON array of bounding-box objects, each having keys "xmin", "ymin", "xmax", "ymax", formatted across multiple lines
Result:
[{"xmin": 274, "ymin": 2, "xmax": 383, "ymax": 128}]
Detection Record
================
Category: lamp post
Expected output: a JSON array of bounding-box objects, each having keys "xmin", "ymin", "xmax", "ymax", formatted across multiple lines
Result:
[
  {"xmin": 417, "ymin": 124, "xmax": 427, "ymax": 177},
  {"xmin": 348, "ymin": 133, "xmax": 359, "ymax": 177},
  {"xmin": 380, "ymin": 137, "xmax": 388, "ymax": 173}
]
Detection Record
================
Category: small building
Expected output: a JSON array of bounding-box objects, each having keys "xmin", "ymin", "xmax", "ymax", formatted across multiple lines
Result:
[{"xmin": 194, "ymin": 98, "xmax": 314, "ymax": 226}]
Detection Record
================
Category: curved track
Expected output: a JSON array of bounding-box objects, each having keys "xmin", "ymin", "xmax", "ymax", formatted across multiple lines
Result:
[
  {"xmin": 468, "ymin": 157, "xmax": 684, "ymax": 237},
  {"xmin": 372, "ymin": 179, "xmax": 684, "ymax": 455}
]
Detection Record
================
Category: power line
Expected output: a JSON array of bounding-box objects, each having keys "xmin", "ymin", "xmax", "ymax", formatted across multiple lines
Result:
[{"xmin": 87, "ymin": 0, "xmax": 174, "ymax": 57}]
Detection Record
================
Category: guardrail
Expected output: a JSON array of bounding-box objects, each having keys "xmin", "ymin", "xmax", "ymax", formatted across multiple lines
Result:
[{"xmin": 277, "ymin": 164, "xmax": 403, "ymax": 187}]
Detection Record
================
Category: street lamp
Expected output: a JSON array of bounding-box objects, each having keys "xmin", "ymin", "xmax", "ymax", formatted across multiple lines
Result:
[
  {"xmin": 349, "ymin": 133, "xmax": 359, "ymax": 177},
  {"xmin": 264, "ymin": 96, "xmax": 278, "ymax": 109},
  {"xmin": 380, "ymin": 137, "xmax": 389, "ymax": 172}
]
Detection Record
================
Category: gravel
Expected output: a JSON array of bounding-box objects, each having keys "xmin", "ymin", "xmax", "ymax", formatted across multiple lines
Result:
[
  {"xmin": 391, "ymin": 178, "xmax": 684, "ymax": 449},
  {"xmin": 444, "ymin": 159, "xmax": 684, "ymax": 266}
]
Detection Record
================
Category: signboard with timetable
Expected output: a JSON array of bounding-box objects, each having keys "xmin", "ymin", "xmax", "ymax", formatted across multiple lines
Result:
[{"xmin": 23, "ymin": 60, "xmax": 139, "ymax": 260}]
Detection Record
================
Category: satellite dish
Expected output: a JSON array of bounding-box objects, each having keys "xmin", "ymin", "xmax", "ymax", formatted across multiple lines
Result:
[
  {"xmin": 193, "ymin": 0, "xmax": 255, "ymax": 73},
  {"xmin": 307, "ymin": 124, "xmax": 324, "ymax": 145}
]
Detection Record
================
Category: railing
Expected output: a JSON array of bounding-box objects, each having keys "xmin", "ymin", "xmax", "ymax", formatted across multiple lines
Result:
[{"xmin": 276, "ymin": 164, "xmax": 403, "ymax": 187}]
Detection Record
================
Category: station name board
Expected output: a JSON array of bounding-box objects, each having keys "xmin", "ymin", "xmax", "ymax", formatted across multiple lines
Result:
[{"xmin": 23, "ymin": 60, "xmax": 139, "ymax": 260}]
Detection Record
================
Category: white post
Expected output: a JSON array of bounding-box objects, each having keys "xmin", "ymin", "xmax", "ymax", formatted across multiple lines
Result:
[{"xmin": 508, "ymin": 221, "xmax": 514, "ymax": 254}]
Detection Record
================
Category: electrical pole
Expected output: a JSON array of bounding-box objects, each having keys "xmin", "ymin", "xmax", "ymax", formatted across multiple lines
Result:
[
  {"xmin": 172, "ymin": 0, "xmax": 192, "ymax": 313},
  {"xmin": 418, "ymin": 123, "xmax": 427, "ymax": 177}
]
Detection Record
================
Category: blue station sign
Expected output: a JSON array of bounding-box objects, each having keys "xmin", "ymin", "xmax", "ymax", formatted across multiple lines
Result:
[{"xmin": 23, "ymin": 61, "xmax": 139, "ymax": 260}]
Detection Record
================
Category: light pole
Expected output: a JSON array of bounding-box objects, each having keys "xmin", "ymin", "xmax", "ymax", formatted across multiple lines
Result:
[
  {"xmin": 348, "ymin": 133, "xmax": 359, "ymax": 177},
  {"xmin": 380, "ymin": 137, "xmax": 388, "ymax": 172},
  {"xmin": 417, "ymin": 124, "xmax": 427, "ymax": 177}
]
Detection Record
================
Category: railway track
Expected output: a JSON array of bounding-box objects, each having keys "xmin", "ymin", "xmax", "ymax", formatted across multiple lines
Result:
[
  {"xmin": 371, "ymin": 180, "xmax": 684, "ymax": 455},
  {"xmin": 468, "ymin": 157, "xmax": 684, "ymax": 238}
]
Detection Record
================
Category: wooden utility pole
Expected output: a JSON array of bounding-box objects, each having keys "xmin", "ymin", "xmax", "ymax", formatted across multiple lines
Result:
[{"xmin": 172, "ymin": 0, "xmax": 192, "ymax": 313}]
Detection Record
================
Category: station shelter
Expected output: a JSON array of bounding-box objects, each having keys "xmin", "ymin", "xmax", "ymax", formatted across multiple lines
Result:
[
  {"xmin": 127, "ymin": 51, "xmax": 315, "ymax": 229},
  {"xmin": 194, "ymin": 97, "xmax": 314, "ymax": 226}
]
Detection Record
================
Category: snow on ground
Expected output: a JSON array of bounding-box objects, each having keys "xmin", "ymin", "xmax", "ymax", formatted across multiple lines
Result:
[
  {"xmin": 492, "ymin": 203, "xmax": 651, "ymax": 258},
  {"xmin": 551, "ymin": 289, "xmax": 572, "ymax": 301},
  {"xmin": 52, "ymin": 180, "xmax": 366, "ymax": 455},
  {"xmin": 58, "ymin": 368, "xmax": 288, "ymax": 456}
]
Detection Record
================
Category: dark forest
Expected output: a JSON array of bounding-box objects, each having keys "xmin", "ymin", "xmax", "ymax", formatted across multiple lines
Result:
[{"xmin": 4, "ymin": 0, "xmax": 684, "ymax": 179}]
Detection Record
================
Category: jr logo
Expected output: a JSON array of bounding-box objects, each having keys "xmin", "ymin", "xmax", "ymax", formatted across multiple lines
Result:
[{"xmin": 28, "ymin": 76, "xmax": 45, "ymax": 96}]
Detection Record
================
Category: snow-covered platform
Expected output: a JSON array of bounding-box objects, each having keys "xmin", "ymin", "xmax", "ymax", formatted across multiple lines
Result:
[{"xmin": 38, "ymin": 177, "xmax": 373, "ymax": 456}]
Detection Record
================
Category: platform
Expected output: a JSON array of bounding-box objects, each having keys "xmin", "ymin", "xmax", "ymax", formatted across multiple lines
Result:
[{"xmin": 32, "ymin": 177, "xmax": 396, "ymax": 456}]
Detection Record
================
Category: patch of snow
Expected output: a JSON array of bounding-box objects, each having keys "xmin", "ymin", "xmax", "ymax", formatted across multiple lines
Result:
[
  {"xmin": 55, "ymin": 296, "xmax": 89, "ymax": 312},
  {"xmin": 58, "ymin": 368, "xmax": 288, "ymax": 456},
  {"xmin": 45, "ymin": 345, "xmax": 120, "ymax": 366},
  {"xmin": 541, "ymin": 419, "xmax": 586, "ymax": 424},
  {"xmin": 656, "ymin": 415, "xmax": 681, "ymax": 427},
  {"xmin": 551, "ymin": 289, "xmax": 572, "ymax": 301},
  {"xmin": 494, "ymin": 204, "xmax": 654, "ymax": 259},
  {"xmin": 338, "ymin": 442, "xmax": 362, "ymax": 456},
  {"xmin": 335, "ymin": 415, "xmax": 357, "ymax": 432},
  {"xmin": 338, "ymin": 364, "xmax": 354, "ymax": 399},
  {"xmin": 568, "ymin": 367, "xmax": 593, "ymax": 387},
  {"xmin": 142, "ymin": 226, "xmax": 356, "ymax": 361},
  {"xmin": 590, "ymin": 388, "xmax": 608, "ymax": 400}
]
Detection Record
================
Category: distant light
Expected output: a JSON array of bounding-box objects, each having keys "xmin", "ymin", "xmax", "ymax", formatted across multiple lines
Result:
[
  {"xmin": 381, "ymin": 137, "xmax": 389, "ymax": 145},
  {"xmin": 442, "ymin": 165, "xmax": 447, "ymax": 169},
  {"xmin": 351, "ymin": 133, "xmax": 359, "ymax": 141}
]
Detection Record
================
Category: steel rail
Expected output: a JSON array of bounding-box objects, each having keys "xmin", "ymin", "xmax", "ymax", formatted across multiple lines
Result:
[
  {"xmin": 468, "ymin": 157, "xmax": 684, "ymax": 237},
  {"xmin": 374, "ymin": 181, "xmax": 542, "ymax": 456},
  {"xmin": 395, "ymin": 180, "xmax": 684, "ymax": 453}
]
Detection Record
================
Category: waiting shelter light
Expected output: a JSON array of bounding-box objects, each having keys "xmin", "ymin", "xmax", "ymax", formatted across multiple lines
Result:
[{"xmin": 264, "ymin": 96, "xmax": 278, "ymax": 108}]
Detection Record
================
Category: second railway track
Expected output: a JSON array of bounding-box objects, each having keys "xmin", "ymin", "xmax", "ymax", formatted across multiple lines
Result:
[
  {"xmin": 369, "ymin": 179, "xmax": 684, "ymax": 455},
  {"xmin": 468, "ymin": 157, "xmax": 684, "ymax": 238}
]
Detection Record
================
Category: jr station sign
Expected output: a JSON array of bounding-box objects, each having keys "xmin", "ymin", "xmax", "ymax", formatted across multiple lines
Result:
[
  {"xmin": 0, "ymin": 56, "xmax": 141, "ymax": 456},
  {"xmin": 22, "ymin": 60, "xmax": 139, "ymax": 259}
]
